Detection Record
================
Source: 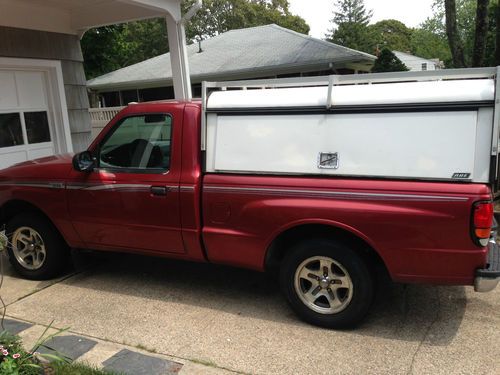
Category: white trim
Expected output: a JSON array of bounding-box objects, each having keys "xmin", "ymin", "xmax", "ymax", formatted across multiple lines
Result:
[
  {"xmin": 119, "ymin": 0, "xmax": 182, "ymax": 20},
  {"xmin": 70, "ymin": 3, "xmax": 164, "ymax": 32},
  {"xmin": 166, "ymin": 14, "xmax": 192, "ymax": 100},
  {"xmin": 19, "ymin": 109, "xmax": 29, "ymax": 148},
  {"xmin": 0, "ymin": 57, "xmax": 73, "ymax": 154},
  {"xmin": 53, "ymin": 60, "xmax": 74, "ymax": 153}
]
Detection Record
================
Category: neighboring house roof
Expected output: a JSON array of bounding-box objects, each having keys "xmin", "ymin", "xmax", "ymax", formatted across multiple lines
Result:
[
  {"xmin": 87, "ymin": 24, "xmax": 376, "ymax": 91},
  {"xmin": 393, "ymin": 51, "xmax": 441, "ymax": 67}
]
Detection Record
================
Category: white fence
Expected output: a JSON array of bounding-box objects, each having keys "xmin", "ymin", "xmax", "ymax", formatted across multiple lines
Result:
[{"xmin": 89, "ymin": 106, "xmax": 124, "ymax": 140}]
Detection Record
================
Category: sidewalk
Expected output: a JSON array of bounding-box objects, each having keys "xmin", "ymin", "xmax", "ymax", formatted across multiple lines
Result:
[{"xmin": 2, "ymin": 317, "xmax": 235, "ymax": 375}]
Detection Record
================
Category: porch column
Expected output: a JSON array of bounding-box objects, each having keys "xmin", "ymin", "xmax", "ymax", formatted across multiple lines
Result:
[{"xmin": 166, "ymin": 14, "xmax": 192, "ymax": 100}]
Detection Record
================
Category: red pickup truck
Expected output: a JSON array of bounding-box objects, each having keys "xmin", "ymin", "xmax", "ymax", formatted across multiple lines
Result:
[{"xmin": 1, "ymin": 71, "xmax": 500, "ymax": 328}]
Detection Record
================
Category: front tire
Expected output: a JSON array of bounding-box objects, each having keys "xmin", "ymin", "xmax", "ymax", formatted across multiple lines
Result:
[
  {"xmin": 280, "ymin": 238, "xmax": 374, "ymax": 329},
  {"xmin": 6, "ymin": 213, "xmax": 69, "ymax": 280}
]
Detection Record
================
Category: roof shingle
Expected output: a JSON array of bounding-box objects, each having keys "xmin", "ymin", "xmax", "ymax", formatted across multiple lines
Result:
[{"xmin": 87, "ymin": 24, "xmax": 376, "ymax": 90}]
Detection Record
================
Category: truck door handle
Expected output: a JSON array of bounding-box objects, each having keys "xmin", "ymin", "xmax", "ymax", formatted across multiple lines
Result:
[{"xmin": 150, "ymin": 186, "xmax": 168, "ymax": 196}]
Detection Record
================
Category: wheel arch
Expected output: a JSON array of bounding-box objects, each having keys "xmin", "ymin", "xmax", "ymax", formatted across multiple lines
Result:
[
  {"xmin": 264, "ymin": 221, "xmax": 391, "ymax": 280},
  {"xmin": 0, "ymin": 200, "xmax": 67, "ymax": 245}
]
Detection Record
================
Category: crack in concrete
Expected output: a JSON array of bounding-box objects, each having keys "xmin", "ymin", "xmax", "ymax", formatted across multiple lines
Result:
[
  {"xmin": 5, "ymin": 271, "xmax": 81, "ymax": 308},
  {"xmin": 406, "ymin": 288, "xmax": 441, "ymax": 375}
]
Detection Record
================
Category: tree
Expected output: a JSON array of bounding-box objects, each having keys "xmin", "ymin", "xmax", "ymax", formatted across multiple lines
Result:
[
  {"xmin": 325, "ymin": 0, "xmax": 373, "ymax": 52},
  {"xmin": 445, "ymin": 0, "xmax": 467, "ymax": 67},
  {"xmin": 367, "ymin": 19, "xmax": 413, "ymax": 54},
  {"xmin": 496, "ymin": 2, "xmax": 500, "ymax": 65},
  {"xmin": 81, "ymin": 25, "xmax": 126, "ymax": 80},
  {"xmin": 410, "ymin": 28, "xmax": 451, "ymax": 66},
  {"xmin": 330, "ymin": 0, "xmax": 372, "ymax": 24},
  {"xmin": 81, "ymin": 19, "xmax": 168, "ymax": 79},
  {"xmin": 473, "ymin": 0, "xmax": 490, "ymax": 66},
  {"xmin": 371, "ymin": 49, "xmax": 409, "ymax": 73},
  {"xmin": 439, "ymin": 0, "xmax": 498, "ymax": 67},
  {"xmin": 120, "ymin": 19, "xmax": 169, "ymax": 66},
  {"xmin": 184, "ymin": 0, "xmax": 309, "ymax": 41},
  {"xmin": 418, "ymin": 0, "xmax": 500, "ymax": 67}
]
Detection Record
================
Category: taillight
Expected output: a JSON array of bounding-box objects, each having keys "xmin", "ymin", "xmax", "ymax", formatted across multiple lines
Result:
[{"xmin": 472, "ymin": 201, "xmax": 493, "ymax": 246}]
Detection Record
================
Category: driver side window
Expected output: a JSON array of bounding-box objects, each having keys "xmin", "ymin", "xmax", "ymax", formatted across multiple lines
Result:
[{"xmin": 99, "ymin": 114, "xmax": 172, "ymax": 172}]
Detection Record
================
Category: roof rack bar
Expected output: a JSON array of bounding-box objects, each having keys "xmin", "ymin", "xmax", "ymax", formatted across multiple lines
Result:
[
  {"xmin": 203, "ymin": 76, "xmax": 330, "ymax": 90},
  {"xmin": 203, "ymin": 67, "xmax": 497, "ymax": 91},
  {"xmin": 491, "ymin": 66, "xmax": 500, "ymax": 189},
  {"xmin": 491, "ymin": 66, "xmax": 500, "ymax": 155},
  {"xmin": 326, "ymin": 75, "xmax": 337, "ymax": 110},
  {"xmin": 335, "ymin": 67, "xmax": 496, "ymax": 85}
]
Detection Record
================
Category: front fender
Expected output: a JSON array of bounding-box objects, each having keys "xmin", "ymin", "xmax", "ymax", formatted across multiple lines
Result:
[{"xmin": 0, "ymin": 187, "xmax": 82, "ymax": 248}]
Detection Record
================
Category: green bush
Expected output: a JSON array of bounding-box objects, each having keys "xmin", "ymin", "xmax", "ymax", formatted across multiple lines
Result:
[
  {"xmin": 372, "ymin": 49, "xmax": 409, "ymax": 73},
  {"xmin": 0, "ymin": 331, "xmax": 40, "ymax": 375}
]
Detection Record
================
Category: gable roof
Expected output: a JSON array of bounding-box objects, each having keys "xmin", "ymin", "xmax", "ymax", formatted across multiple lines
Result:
[{"xmin": 87, "ymin": 24, "xmax": 376, "ymax": 91}]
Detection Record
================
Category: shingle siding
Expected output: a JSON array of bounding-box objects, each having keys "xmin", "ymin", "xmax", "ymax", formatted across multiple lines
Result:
[
  {"xmin": 65, "ymin": 84, "xmax": 90, "ymax": 110},
  {"xmin": 68, "ymin": 110, "xmax": 92, "ymax": 134},
  {"xmin": 0, "ymin": 27, "xmax": 83, "ymax": 61},
  {"xmin": 0, "ymin": 26, "xmax": 90, "ymax": 152}
]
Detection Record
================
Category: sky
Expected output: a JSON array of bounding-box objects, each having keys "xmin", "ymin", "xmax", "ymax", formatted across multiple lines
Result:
[{"xmin": 288, "ymin": 0, "xmax": 435, "ymax": 39}]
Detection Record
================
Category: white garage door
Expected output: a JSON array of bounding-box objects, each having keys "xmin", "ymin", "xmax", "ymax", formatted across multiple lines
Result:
[{"xmin": 0, "ymin": 70, "xmax": 56, "ymax": 169}]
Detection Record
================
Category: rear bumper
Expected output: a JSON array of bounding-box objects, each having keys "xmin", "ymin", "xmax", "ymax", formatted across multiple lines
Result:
[{"xmin": 474, "ymin": 239, "xmax": 500, "ymax": 292}]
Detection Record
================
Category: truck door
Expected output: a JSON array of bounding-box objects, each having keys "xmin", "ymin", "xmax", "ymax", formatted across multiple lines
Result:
[{"xmin": 67, "ymin": 111, "xmax": 184, "ymax": 254}]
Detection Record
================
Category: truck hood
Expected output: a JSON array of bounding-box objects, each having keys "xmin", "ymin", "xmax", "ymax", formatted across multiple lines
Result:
[{"xmin": 0, "ymin": 154, "xmax": 74, "ymax": 181}]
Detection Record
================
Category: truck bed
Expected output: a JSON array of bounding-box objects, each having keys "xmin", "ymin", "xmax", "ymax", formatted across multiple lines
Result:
[{"xmin": 202, "ymin": 173, "xmax": 491, "ymax": 285}]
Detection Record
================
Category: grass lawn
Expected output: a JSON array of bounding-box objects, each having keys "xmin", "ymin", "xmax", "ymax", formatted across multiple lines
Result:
[{"xmin": 49, "ymin": 361, "xmax": 120, "ymax": 375}]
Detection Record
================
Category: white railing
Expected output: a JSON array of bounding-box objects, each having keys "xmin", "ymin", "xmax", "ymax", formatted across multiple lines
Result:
[{"xmin": 89, "ymin": 106, "xmax": 125, "ymax": 140}]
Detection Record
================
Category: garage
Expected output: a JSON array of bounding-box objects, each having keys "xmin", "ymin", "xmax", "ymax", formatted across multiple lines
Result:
[
  {"xmin": 0, "ymin": 58, "xmax": 73, "ymax": 170},
  {"xmin": 0, "ymin": 0, "xmax": 195, "ymax": 171}
]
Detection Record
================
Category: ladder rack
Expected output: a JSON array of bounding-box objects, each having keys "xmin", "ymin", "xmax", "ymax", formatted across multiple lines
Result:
[{"xmin": 203, "ymin": 67, "xmax": 497, "ymax": 93}]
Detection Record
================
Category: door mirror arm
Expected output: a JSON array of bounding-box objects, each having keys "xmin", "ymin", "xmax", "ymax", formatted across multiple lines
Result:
[{"xmin": 72, "ymin": 151, "xmax": 96, "ymax": 172}]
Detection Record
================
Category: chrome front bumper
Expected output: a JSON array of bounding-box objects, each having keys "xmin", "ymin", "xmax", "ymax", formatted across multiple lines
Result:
[{"xmin": 474, "ymin": 239, "xmax": 500, "ymax": 292}]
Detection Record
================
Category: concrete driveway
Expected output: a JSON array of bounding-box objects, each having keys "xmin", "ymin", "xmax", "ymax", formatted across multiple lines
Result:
[{"xmin": 1, "ymin": 251, "xmax": 499, "ymax": 375}]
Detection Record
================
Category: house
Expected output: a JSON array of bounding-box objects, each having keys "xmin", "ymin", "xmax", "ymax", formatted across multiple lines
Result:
[
  {"xmin": 0, "ymin": 0, "xmax": 194, "ymax": 170},
  {"xmin": 393, "ymin": 51, "xmax": 443, "ymax": 71},
  {"xmin": 87, "ymin": 24, "xmax": 376, "ymax": 107}
]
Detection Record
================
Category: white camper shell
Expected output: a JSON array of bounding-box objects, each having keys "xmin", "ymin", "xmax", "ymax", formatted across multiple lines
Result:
[{"xmin": 202, "ymin": 68, "xmax": 500, "ymax": 187}]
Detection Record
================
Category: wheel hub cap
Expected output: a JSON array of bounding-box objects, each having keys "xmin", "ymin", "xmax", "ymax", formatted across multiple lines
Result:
[
  {"xmin": 11, "ymin": 227, "xmax": 47, "ymax": 271},
  {"xmin": 319, "ymin": 277, "xmax": 330, "ymax": 289},
  {"xmin": 294, "ymin": 256, "xmax": 353, "ymax": 315}
]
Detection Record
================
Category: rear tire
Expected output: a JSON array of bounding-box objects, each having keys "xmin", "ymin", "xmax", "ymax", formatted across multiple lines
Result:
[
  {"xmin": 280, "ymin": 238, "xmax": 374, "ymax": 329},
  {"xmin": 6, "ymin": 213, "xmax": 69, "ymax": 280}
]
